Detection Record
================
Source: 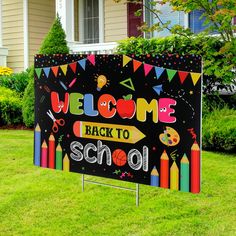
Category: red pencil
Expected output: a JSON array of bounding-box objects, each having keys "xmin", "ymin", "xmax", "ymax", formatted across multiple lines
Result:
[
  {"xmin": 49, "ymin": 134, "xmax": 55, "ymax": 169},
  {"xmin": 191, "ymin": 141, "xmax": 200, "ymax": 193},
  {"xmin": 160, "ymin": 150, "xmax": 169, "ymax": 188}
]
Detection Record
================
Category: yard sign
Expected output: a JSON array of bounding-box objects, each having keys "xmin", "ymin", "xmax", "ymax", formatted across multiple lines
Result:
[{"xmin": 34, "ymin": 54, "xmax": 202, "ymax": 193}]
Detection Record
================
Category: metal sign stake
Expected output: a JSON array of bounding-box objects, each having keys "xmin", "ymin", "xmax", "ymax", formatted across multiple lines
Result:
[{"xmin": 81, "ymin": 174, "xmax": 140, "ymax": 206}]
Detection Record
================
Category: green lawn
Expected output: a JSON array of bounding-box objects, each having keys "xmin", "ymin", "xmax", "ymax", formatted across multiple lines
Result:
[{"xmin": 0, "ymin": 130, "xmax": 235, "ymax": 236}]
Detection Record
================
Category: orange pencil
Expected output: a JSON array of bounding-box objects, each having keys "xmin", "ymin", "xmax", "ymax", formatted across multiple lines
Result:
[
  {"xmin": 160, "ymin": 150, "xmax": 169, "ymax": 188},
  {"xmin": 191, "ymin": 141, "xmax": 200, "ymax": 193}
]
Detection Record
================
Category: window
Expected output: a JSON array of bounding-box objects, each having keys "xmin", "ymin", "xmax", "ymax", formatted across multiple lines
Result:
[
  {"xmin": 153, "ymin": 3, "xmax": 185, "ymax": 37},
  {"xmin": 79, "ymin": 0, "xmax": 103, "ymax": 44},
  {"xmin": 189, "ymin": 10, "xmax": 208, "ymax": 34}
]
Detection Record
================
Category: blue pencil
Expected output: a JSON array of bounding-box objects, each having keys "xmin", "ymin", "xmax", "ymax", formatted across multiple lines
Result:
[
  {"xmin": 34, "ymin": 124, "xmax": 41, "ymax": 166},
  {"xmin": 151, "ymin": 166, "xmax": 159, "ymax": 187}
]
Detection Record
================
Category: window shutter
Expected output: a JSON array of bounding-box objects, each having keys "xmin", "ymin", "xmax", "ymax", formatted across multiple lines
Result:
[{"xmin": 127, "ymin": 2, "xmax": 143, "ymax": 37}]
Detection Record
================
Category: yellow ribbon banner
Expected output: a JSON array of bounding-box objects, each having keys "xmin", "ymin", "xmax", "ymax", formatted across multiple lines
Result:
[{"xmin": 73, "ymin": 121, "xmax": 146, "ymax": 144}]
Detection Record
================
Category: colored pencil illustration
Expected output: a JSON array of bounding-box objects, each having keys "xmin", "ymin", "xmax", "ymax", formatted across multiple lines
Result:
[
  {"xmin": 34, "ymin": 124, "xmax": 41, "ymax": 166},
  {"xmin": 170, "ymin": 161, "xmax": 179, "ymax": 190},
  {"xmin": 56, "ymin": 144, "xmax": 63, "ymax": 170},
  {"xmin": 49, "ymin": 134, "xmax": 55, "ymax": 169},
  {"xmin": 150, "ymin": 166, "xmax": 159, "ymax": 187},
  {"xmin": 191, "ymin": 141, "xmax": 200, "ymax": 193},
  {"xmin": 41, "ymin": 140, "xmax": 48, "ymax": 168},
  {"xmin": 160, "ymin": 150, "xmax": 169, "ymax": 188},
  {"xmin": 180, "ymin": 153, "xmax": 189, "ymax": 192},
  {"xmin": 63, "ymin": 154, "xmax": 70, "ymax": 171}
]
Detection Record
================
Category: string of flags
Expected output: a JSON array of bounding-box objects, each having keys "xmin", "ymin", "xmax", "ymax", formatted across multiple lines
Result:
[
  {"xmin": 123, "ymin": 55, "xmax": 201, "ymax": 86},
  {"xmin": 35, "ymin": 54, "xmax": 201, "ymax": 86},
  {"xmin": 35, "ymin": 54, "xmax": 96, "ymax": 79}
]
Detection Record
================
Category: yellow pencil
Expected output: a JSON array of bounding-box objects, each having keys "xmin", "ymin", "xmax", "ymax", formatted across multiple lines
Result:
[
  {"xmin": 170, "ymin": 161, "xmax": 179, "ymax": 190},
  {"xmin": 63, "ymin": 154, "xmax": 70, "ymax": 171}
]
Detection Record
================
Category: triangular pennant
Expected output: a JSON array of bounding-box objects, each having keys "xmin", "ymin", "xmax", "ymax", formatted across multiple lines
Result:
[
  {"xmin": 35, "ymin": 68, "xmax": 42, "ymax": 78},
  {"xmin": 119, "ymin": 78, "xmax": 135, "ymax": 91},
  {"xmin": 60, "ymin": 64, "xmax": 68, "ymax": 76},
  {"xmin": 43, "ymin": 67, "xmax": 50, "ymax": 78},
  {"xmin": 144, "ymin": 64, "xmax": 153, "ymax": 76},
  {"xmin": 78, "ymin": 58, "xmax": 87, "ymax": 70},
  {"xmin": 155, "ymin": 67, "xmax": 165, "ymax": 79},
  {"xmin": 153, "ymin": 85, "xmax": 163, "ymax": 95},
  {"xmin": 133, "ymin": 59, "xmax": 142, "ymax": 72},
  {"xmin": 87, "ymin": 55, "xmax": 95, "ymax": 66},
  {"xmin": 178, "ymin": 71, "xmax": 189, "ymax": 84},
  {"xmin": 123, "ymin": 55, "xmax": 132, "ymax": 67},
  {"xmin": 51, "ymin": 66, "xmax": 59, "ymax": 77},
  {"xmin": 166, "ymin": 69, "xmax": 177, "ymax": 81},
  {"xmin": 190, "ymin": 72, "xmax": 201, "ymax": 86},
  {"xmin": 69, "ymin": 62, "xmax": 77, "ymax": 73}
]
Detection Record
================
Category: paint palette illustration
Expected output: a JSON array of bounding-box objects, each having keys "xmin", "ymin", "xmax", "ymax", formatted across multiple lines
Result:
[{"xmin": 159, "ymin": 126, "xmax": 180, "ymax": 146}]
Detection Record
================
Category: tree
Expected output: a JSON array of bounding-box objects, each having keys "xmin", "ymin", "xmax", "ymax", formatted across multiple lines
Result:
[
  {"xmin": 22, "ymin": 15, "xmax": 69, "ymax": 127},
  {"xmin": 114, "ymin": 0, "xmax": 236, "ymax": 89}
]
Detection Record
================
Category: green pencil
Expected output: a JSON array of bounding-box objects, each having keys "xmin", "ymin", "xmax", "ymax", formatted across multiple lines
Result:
[
  {"xmin": 180, "ymin": 154, "xmax": 189, "ymax": 192},
  {"xmin": 56, "ymin": 144, "xmax": 62, "ymax": 170}
]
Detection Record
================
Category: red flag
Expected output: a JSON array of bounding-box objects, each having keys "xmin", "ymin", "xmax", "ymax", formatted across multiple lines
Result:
[
  {"xmin": 178, "ymin": 71, "xmax": 189, "ymax": 84},
  {"xmin": 69, "ymin": 62, "xmax": 77, "ymax": 73}
]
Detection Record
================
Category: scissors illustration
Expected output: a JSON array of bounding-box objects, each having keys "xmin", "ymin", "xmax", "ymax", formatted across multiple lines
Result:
[{"xmin": 46, "ymin": 110, "xmax": 65, "ymax": 133}]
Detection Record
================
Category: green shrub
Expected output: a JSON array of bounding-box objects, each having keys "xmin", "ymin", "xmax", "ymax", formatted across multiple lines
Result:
[
  {"xmin": 202, "ymin": 108, "xmax": 236, "ymax": 152},
  {"xmin": 23, "ymin": 16, "xmax": 69, "ymax": 127},
  {"xmin": 0, "ymin": 71, "xmax": 30, "ymax": 95},
  {"xmin": 116, "ymin": 35, "xmax": 234, "ymax": 93},
  {"xmin": 0, "ymin": 86, "xmax": 22, "ymax": 125}
]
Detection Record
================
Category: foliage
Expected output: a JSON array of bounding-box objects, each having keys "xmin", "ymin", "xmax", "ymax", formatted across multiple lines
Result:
[
  {"xmin": 116, "ymin": 35, "xmax": 233, "ymax": 93},
  {"xmin": 202, "ymin": 107, "xmax": 236, "ymax": 152},
  {"xmin": 0, "ymin": 71, "xmax": 30, "ymax": 95},
  {"xmin": 0, "ymin": 66, "xmax": 13, "ymax": 76},
  {"xmin": 23, "ymin": 16, "xmax": 69, "ymax": 127},
  {"xmin": 114, "ymin": 0, "xmax": 236, "ymax": 86},
  {"xmin": 22, "ymin": 67, "xmax": 34, "ymax": 127},
  {"xmin": 39, "ymin": 15, "xmax": 69, "ymax": 54},
  {"xmin": 0, "ymin": 86, "xmax": 22, "ymax": 125}
]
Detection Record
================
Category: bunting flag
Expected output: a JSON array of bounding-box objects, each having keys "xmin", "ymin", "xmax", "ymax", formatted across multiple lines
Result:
[
  {"xmin": 87, "ymin": 55, "xmax": 96, "ymax": 66},
  {"xmin": 155, "ymin": 67, "xmax": 165, "ymax": 79},
  {"xmin": 51, "ymin": 66, "xmax": 59, "ymax": 77},
  {"xmin": 153, "ymin": 85, "xmax": 163, "ymax": 95},
  {"xmin": 35, "ymin": 68, "xmax": 42, "ymax": 78},
  {"xmin": 123, "ymin": 55, "xmax": 132, "ymax": 67},
  {"xmin": 190, "ymin": 72, "xmax": 201, "ymax": 85},
  {"xmin": 78, "ymin": 58, "xmax": 87, "ymax": 70},
  {"xmin": 166, "ymin": 69, "xmax": 177, "ymax": 81},
  {"xmin": 43, "ymin": 67, "xmax": 50, "ymax": 78},
  {"xmin": 178, "ymin": 71, "xmax": 189, "ymax": 84},
  {"xmin": 133, "ymin": 59, "xmax": 142, "ymax": 72},
  {"xmin": 144, "ymin": 64, "xmax": 153, "ymax": 76},
  {"xmin": 60, "ymin": 64, "xmax": 68, "ymax": 76},
  {"xmin": 69, "ymin": 62, "xmax": 77, "ymax": 73}
]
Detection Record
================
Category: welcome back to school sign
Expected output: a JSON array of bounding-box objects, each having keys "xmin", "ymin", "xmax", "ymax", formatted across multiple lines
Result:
[{"xmin": 34, "ymin": 54, "xmax": 202, "ymax": 193}]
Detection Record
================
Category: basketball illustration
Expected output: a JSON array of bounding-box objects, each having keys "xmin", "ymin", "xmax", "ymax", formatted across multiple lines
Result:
[{"xmin": 112, "ymin": 149, "xmax": 127, "ymax": 166}]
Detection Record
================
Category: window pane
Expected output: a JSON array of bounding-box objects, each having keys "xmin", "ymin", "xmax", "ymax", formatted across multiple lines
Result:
[
  {"xmin": 189, "ymin": 10, "xmax": 207, "ymax": 33},
  {"xmin": 83, "ymin": 0, "xmax": 99, "ymax": 44}
]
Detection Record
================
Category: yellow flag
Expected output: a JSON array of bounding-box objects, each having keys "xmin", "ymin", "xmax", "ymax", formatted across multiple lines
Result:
[
  {"xmin": 190, "ymin": 72, "xmax": 201, "ymax": 86},
  {"xmin": 60, "ymin": 64, "xmax": 68, "ymax": 76},
  {"xmin": 123, "ymin": 55, "xmax": 132, "ymax": 67}
]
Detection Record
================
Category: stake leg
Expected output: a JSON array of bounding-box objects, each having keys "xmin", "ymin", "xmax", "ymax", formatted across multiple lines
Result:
[
  {"xmin": 136, "ymin": 184, "xmax": 139, "ymax": 207},
  {"xmin": 82, "ymin": 174, "xmax": 84, "ymax": 192}
]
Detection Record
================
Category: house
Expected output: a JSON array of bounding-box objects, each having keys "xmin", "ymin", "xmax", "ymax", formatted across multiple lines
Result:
[{"xmin": 0, "ymin": 0, "xmax": 228, "ymax": 72}]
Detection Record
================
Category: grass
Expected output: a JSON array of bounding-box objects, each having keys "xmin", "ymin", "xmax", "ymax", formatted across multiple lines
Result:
[{"xmin": 0, "ymin": 130, "xmax": 235, "ymax": 236}]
